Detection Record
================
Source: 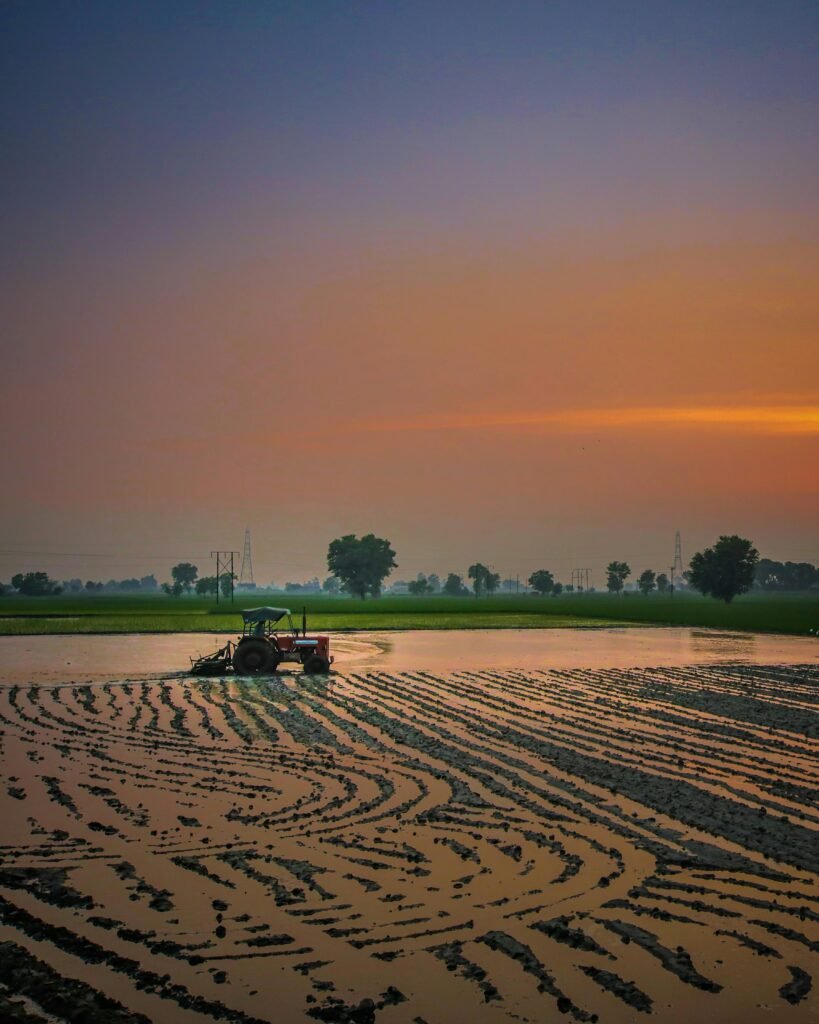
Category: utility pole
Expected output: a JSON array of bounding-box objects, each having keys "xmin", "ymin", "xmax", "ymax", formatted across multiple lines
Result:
[
  {"xmin": 211, "ymin": 550, "xmax": 240, "ymax": 605},
  {"xmin": 669, "ymin": 565, "xmax": 676, "ymax": 599},
  {"xmin": 572, "ymin": 568, "xmax": 591, "ymax": 592}
]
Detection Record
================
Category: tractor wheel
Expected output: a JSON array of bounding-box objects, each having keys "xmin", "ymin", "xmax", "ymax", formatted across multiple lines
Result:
[
  {"xmin": 232, "ymin": 640, "xmax": 276, "ymax": 675},
  {"xmin": 304, "ymin": 654, "xmax": 331, "ymax": 675}
]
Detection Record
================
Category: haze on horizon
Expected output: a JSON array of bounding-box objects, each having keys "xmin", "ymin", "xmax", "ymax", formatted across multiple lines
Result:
[{"xmin": 1, "ymin": 0, "xmax": 817, "ymax": 588}]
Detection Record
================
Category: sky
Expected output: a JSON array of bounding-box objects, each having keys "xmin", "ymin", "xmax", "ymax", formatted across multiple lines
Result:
[{"xmin": 1, "ymin": 0, "xmax": 817, "ymax": 588}]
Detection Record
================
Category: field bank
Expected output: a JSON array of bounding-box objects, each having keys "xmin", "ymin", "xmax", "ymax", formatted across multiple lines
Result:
[{"xmin": 1, "ymin": 592, "xmax": 818, "ymax": 635}]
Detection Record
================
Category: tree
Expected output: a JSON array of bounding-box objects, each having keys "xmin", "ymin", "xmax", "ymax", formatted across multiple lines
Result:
[
  {"xmin": 408, "ymin": 575, "xmax": 433, "ymax": 595},
  {"xmin": 427, "ymin": 573, "xmax": 441, "ymax": 593},
  {"xmin": 162, "ymin": 581, "xmax": 184, "ymax": 597},
  {"xmin": 528, "ymin": 569, "xmax": 555, "ymax": 596},
  {"xmin": 468, "ymin": 563, "xmax": 500, "ymax": 597},
  {"xmin": 754, "ymin": 558, "xmax": 818, "ymax": 591},
  {"xmin": 688, "ymin": 535, "xmax": 759, "ymax": 603},
  {"xmin": 85, "ymin": 580, "xmax": 103, "ymax": 593},
  {"xmin": 322, "ymin": 576, "xmax": 340, "ymax": 595},
  {"xmin": 552, "ymin": 582, "xmax": 563, "ymax": 596},
  {"xmin": 656, "ymin": 572, "xmax": 670, "ymax": 593},
  {"xmin": 443, "ymin": 572, "xmax": 468, "ymax": 596},
  {"xmin": 220, "ymin": 572, "xmax": 236, "ymax": 598},
  {"xmin": 327, "ymin": 533, "xmax": 397, "ymax": 599},
  {"xmin": 637, "ymin": 569, "xmax": 656, "ymax": 596},
  {"xmin": 11, "ymin": 571, "xmax": 62, "ymax": 596},
  {"xmin": 606, "ymin": 561, "xmax": 631, "ymax": 595},
  {"xmin": 195, "ymin": 576, "xmax": 218, "ymax": 596},
  {"xmin": 171, "ymin": 562, "xmax": 198, "ymax": 594}
]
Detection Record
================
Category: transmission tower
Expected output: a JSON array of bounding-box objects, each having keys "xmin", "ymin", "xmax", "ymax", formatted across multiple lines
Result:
[
  {"xmin": 211, "ymin": 550, "xmax": 239, "ymax": 605},
  {"xmin": 673, "ymin": 530, "xmax": 683, "ymax": 583},
  {"xmin": 239, "ymin": 529, "xmax": 254, "ymax": 586}
]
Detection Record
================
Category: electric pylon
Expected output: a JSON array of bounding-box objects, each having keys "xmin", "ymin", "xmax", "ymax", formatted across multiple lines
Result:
[
  {"xmin": 673, "ymin": 530, "xmax": 683, "ymax": 583},
  {"xmin": 239, "ymin": 529, "xmax": 254, "ymax": 586}
]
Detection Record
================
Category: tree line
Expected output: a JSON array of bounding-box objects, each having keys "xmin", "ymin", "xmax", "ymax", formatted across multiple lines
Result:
[{"xmin": 2, "ymin": 535, "xmax": 814, "ymax": 605}]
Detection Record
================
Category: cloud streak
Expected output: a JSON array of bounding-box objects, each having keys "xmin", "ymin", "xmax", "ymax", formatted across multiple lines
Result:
[{"xmin": 348, "ymin": 403, "xmax": 819, "ymax": 437}]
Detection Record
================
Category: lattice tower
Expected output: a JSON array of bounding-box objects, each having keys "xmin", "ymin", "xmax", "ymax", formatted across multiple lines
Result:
[{"xmin": 239, "ymin": 529, "xmax": 254, "ymax": 585}]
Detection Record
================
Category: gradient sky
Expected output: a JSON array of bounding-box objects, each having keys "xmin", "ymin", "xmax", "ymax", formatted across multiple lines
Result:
[{"xmin": 1, "ymin": 0, "xmax": 817, "ymax": 587}]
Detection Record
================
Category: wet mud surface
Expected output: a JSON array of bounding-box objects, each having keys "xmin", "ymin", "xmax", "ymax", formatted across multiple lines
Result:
[
  {"xmin": 1, "ymin": 627, "xmax": 817, "ymax": 685},
  {"xmin": 0, "ymin": 663, "xmax": 817, "ymax": 1022}
]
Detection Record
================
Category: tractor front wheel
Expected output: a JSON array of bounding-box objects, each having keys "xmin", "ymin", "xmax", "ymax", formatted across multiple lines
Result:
[
  {"xmin": 232, "ymin": 640, "xmax": 277, "ymax": 675},
  {"xmin": 304, "ymin": 654, "xmax": 331, "ymax": 675}
]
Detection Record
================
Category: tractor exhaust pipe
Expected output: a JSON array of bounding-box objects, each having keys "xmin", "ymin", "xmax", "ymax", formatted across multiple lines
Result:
[{"xmin": 302, "ymin": 606, "xmax": 307, "ymax": 637}]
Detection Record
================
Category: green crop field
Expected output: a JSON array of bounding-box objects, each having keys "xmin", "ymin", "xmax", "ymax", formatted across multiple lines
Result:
[{"xmin": 0, "ymin": 590, "xmax": 816, "ymax": 636}]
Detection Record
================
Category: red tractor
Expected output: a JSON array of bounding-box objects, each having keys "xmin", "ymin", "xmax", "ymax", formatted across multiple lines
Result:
[{"xmin": 190, "ymin": 607, "xmax": 332, "ymax": 676}]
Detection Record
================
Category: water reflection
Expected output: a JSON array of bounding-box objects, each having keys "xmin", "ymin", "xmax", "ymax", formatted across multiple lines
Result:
[{"xmin": 0, "ymin": 627, "xmax": 815, "ymax": 685}]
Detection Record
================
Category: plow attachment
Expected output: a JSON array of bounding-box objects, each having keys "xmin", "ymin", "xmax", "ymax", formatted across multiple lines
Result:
[{"xmin": 190, "ymin": 642, "xmax": 235, "ymax": 676}]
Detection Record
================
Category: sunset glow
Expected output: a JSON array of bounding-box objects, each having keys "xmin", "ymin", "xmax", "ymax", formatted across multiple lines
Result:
[
  {"xmin": 349, "ymin": 403, "xmax": 819, "ymax": 437},
  {"xmin": 1, "ymin": 2, "xmax": 816, "ymax": 582}
]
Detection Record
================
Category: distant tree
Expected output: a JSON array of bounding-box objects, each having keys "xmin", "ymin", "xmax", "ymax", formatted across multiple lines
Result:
[
  {"xmin": 171, "ymin": 562, "xmax": 198, "ymax": 594},
  {"xmin": 528, "ymin": 569, "xmax": 555, "ymax": 596},
  {"xmin": 688, "ymin": 535, "xmax": 759, "ymax": 603},
  {"xmin": 564, "ymin": 583, "xmax": 574, "ymax": 593},
  {"xmin": 656, "ymin": 572, "xmax": 670, "ymax": 593},
  {"xmin": 468, "ymin": 563, "xmax": 500, "ymax": 597},
  {"xmin": 140, "ymin": 574, "xmax": 159, "ymax": 591},
  {"xmin": 754, "ymin": 558, "xmax": 818, "ymax": 591},
  {"xmin": 552, "ymin": 582, "xmax": 564, "ymax": 596},
  {"xmin": 783, "ymin": 561, "xmax": 818, "ymax": 590},
  {"xmin": 11, "ymin": 571, "xmax": 62, "ymax": 596},
  {"xmin": 68, "ymin": 578, "xmax": 83, "ymax": 593},
  {"xmin": 162, "ymin": 581, "xmax": 184, "ymax": 597},
  {"xmin": 606, "ymin": 561, "xmax": 631, "ymax": 595},
  {"xmin": 408, "ymin": 574, "xmax": 433, "ymax": 595},
  {"xmin": 195, "ymin": 576, "xmax": 218, "ymax": 596},
  {"xmin": 85, "ymin": 580, "xmax": 103, "ymax": 593},
  {"xmin": 327, "ymin": 533, "xmax": 397, "ymax": 599},
  {"xmin": 443, "ymin": 572, "xmax": 468, "ymax": 596},
  {"xmin": 322, "ymin": 576, "xmax": 340, "ymax": 595},
  {"xmin": 755, "ymin": 558, "xmax": 780, "ymax": 590},
  {"xmin": 220, "ymin": 572, "xmax": 237, "ymax": 598},
  {"xmin": 113, "ymin": 578, "xmax": 143, "ymax": 592},
  {"xmin": 427, "ymin": 573, "xmax": 441, "ymax": 593},
  {"xmin": 637, "ymin": 569, "xmax": 656, "ymax": 596}
]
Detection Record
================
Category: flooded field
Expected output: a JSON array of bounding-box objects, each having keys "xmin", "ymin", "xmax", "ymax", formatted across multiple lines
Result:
[
  {"xmin": 0, "ymin": 636, "xmax": 817, "ymax": 1022},
  {"xmin": 0, "ymin": 626, "xmax": 817, "ymax": 684}
]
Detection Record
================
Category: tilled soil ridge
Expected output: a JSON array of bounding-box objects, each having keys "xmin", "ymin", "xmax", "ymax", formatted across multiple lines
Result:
[{"xmin": 0, "ymin": 663, "xmax": 817, "ymax": 1023}]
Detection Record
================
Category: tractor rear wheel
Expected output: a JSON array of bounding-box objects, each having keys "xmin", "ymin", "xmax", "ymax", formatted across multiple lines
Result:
[
  {"xmin": 232, "ymin": 640, "xmax": 276, "ymax": 675},
  {"xmin": 304, "ymin": 654, "xmax": 331, "ymax": 674}
]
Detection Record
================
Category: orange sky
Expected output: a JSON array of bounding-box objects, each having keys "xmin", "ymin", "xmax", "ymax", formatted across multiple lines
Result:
[
  {"xmin": 2, "ymin": 227, "xmax": 816, "ymax": 585},
  {"xmin": 1, "ymin": 5, "xmax": 817, "ymax": 586}
]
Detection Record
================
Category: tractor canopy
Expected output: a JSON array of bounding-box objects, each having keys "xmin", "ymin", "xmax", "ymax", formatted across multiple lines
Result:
[{"xmin": 241, "ymin": 607, "xmax": 291, "ymax": 625}]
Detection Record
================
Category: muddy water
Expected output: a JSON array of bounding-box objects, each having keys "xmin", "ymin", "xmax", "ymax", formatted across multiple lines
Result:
[
  {"xmin": 0, "ymin": 626, "xmax": 816, "ymax": 684},
  {"xmin": 2, "ymin": 662, "xmax": 818, "ymax": 1023}
]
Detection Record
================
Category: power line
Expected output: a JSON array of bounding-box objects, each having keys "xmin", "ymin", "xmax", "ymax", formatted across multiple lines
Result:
[{"xmin": 0, "ymin": 550, "xmax": 210, "ymax": 560}]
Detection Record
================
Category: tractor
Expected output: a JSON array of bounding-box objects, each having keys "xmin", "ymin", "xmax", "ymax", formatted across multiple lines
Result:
[{"xmin": 190, "ymin": 607, "xmax": 332, "ymax": 676}]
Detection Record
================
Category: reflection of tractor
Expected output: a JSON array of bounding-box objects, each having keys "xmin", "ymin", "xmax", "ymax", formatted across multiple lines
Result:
[{"xmin": 190, "ymin": 607, "xmax": 332, "ymax": 676}]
